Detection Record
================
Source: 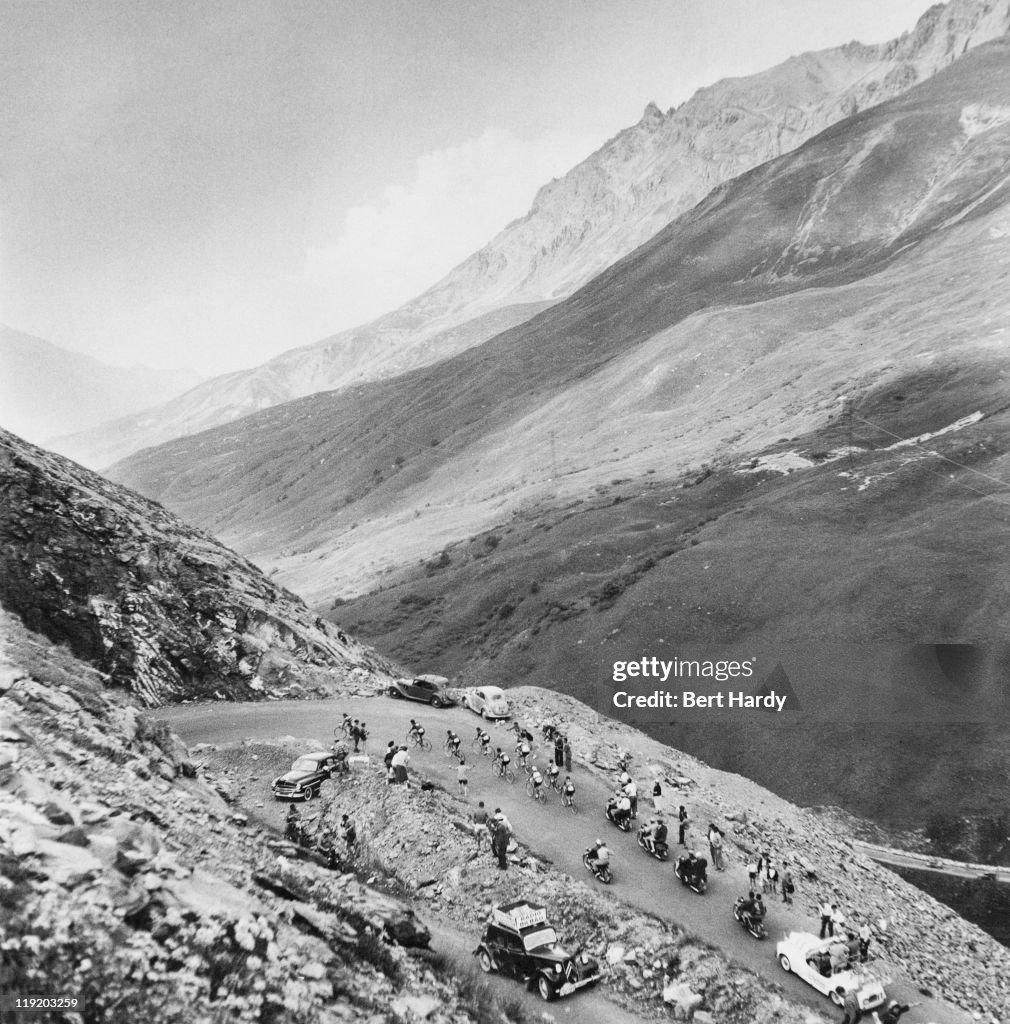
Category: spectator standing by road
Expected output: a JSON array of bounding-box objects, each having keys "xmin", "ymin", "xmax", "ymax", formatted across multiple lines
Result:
[
  {"xmin": 707, "ymin": 823, "xmax": 724, "ymax": 869},
  {"xmin": 624, "ymin": 777, "xmax": 638, "ymax": 818},
  {"xmin": 652, "ymin": 778, "xmax": 664, "ymax": 814},
  {"xmin": 819, "ymin": 898, "xmax": 835, "ymax": 938},
  {"xmin": 472, "ymin": 801, "xmax": 489, "ymax": 847},
  {"xmin": 781, "ymin": 864, "xmax": 795, "ymax": 905},
  {"xmin": 679, "ymin": 806, "xmax": 690, "ymax": 845},
  {"xmin": 457, "ymin": 756, "xmax": 469, "ymax": 795},
  {"xmin": 391, "ymin": 745, "xmax": 410, "ymax": 784},
  {"xmin": 832, "ymin": 904, "xmax": 847, "ymax": 936},
  {"xmin": 491, "ymin": 816, "xmax": 510, "ymax": 870},
  {"xmin": 858, "ymin": 919, "xmax": 873, "ymax": 962},
  {"xmin": 554, "ymin": 733, "xmax": 564, "ymax": 767},
  {"xmin": 839, "ymin": 987, "xmax": 863, "ymax": 1024},
  {"xmin": 747, "ymin": 859, "xmax": 759, "ymax": 889},
  {"xmin": 563, "ymin": 737, "xmax": 572, "ymax": 771}
]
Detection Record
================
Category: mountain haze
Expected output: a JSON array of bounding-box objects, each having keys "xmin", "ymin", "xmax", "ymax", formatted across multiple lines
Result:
[
  {"xmin": 64, "ymin": 0, "xmax": 1010, "ymax": 469},
  {"xmin": 0, "ymin": 326, "xmax": 201, "ymax": 451}
]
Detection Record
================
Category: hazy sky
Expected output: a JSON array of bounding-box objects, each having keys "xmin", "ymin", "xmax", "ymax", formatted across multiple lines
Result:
[{"xmin": 1, "ymin": 0, "xmax": 934, "ymax": 375}]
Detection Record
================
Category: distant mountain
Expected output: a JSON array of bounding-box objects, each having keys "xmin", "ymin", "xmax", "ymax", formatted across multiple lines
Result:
[
  {"xmin": 0, "ymin": 325, "xmax": 202, "ymax": 451},
  {"xmin": 65, "ymin": 0, "xmax": 1010, "ymax": 468},
  {"xmin": 0, "ymin": 428, "xmax": 395, "ymax": 705},
  {"xmin": 111, "ymin": 35, "xmax": 1010, "ymax": 621}
]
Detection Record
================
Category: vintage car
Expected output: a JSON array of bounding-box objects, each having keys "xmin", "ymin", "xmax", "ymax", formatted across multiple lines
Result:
[
  {"xmin": 776, "ymin": 932, "xmax": 886, "ymax": 1010},
  {"xmin": 473, "ymin": 901, "xmax": 600, "ymax": 1001},
  {"xmin": 271, "ymin": 751, "xmax": 344, "ymax": 801},
  {"xmin": 388, "ymin": 673, "xmax": 455, "ymax": 707},
  {"xmin": 462, "ymin": 685, "xmax": 511, "ymax": 719}
]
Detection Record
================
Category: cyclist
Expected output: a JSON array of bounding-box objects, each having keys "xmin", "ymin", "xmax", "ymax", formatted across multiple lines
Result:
[
  {"xmin": 449, "ymin": 731, "xmax": 462, "ymax": 758},
  {"xmin": 530, "ymin": 765, "xmax": 544, "ymax": 797},
  {"xmin": 515, "ymin": 738, "xmax": 531, "ymax": 767},
  {"xmin": 409, "ymin": 719, "xmax": 425, "ymax": 742},
  {"xmin": 561, "ymin": 776, "xmax": 576, "ymax": 806},
  {"xmin": 339, "ymin": 712, "xmax": 352, "ymax": 736},
  {"xmin": 494, "ymin": 747, "xmax": 512, "ymax": 776},
  {"xmin": 478, "ymin": 728, "xmax": 491, "ymax": 753},
  {"xmin": 547, "ymin": 762, "xmax": 561, "ymax": 789}
]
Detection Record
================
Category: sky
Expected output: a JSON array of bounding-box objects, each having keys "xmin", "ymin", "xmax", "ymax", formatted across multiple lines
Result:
[{"xmin": 0, "ymin": 0, "xmax": 936, "ymax": 376}]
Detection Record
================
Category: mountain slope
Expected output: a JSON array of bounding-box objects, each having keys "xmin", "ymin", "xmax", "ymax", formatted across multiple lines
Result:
[
  {"xmin": 0, "ymin": 428, "xmax": 394, "ymax": 705},
  {"xmin": 65, "ymin": 0, "xmax": 1010, "ymax": 468},
  {"xmin": 112, "ymin": 35, "xmax": 1010, "ymax": 611},
  {"xmin": 0, "ymin": 325, "xmax": 202, "ymax": 450}
]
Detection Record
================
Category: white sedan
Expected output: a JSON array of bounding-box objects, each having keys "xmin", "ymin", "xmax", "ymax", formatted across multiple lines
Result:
[
  {"xmin": 776, "ymin": 932, "xmax": 886, "ymax": 1010},
  {"xmin": 463, "ymin": 685, "xmax": 511, "ymax": 719}
]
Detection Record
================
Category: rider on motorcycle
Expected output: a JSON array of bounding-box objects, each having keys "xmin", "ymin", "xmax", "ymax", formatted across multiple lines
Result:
[
  {"xmin": 641, "ymin": 816, "xmax": 668, "ymax": 853},
  {"xmin": 737, "ymin": 891, "xmax": 764, "ymax": 929},
  {"xmin": 613, "ymin": 791, "xmax": 632, "ymax": 827},
  {"xmin": 586, "ymin": 839, "xmax": 611, "ymax": 868}
]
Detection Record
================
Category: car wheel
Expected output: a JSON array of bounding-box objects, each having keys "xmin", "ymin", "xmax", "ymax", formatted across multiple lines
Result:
[
  {"xmin": 830, "ymin": 989, "xmax": 845, "ymax": 1007},
  {"xmin": 389, "ymin": 687, "xmax": 401, "ymax": 698},
  {"xmin": 480, "ymin": 707, "xmax": 487, "ymax": 719},
  {"xmin": 302, "ymin": 787, "xmax": 315, "ymax": 802},
  {"xmin": 477, "ymin": 950, "xmax": 493, "ymax": 974},
  {"xmin": 778, "ymin": 954, "xmax": 791, "ymax": 973},
  {"xmin": 430, "ymin": 696, "xmax": 443, "ymax": 708},
  {"xmin": 537, "ymin": 976, "xmax": 555, "ymax": 1001}
]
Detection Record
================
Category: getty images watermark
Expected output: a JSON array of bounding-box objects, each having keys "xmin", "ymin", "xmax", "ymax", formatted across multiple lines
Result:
[{"xmin": 596, "ymin": 645, "xmax": 1008, "ymax": 723}]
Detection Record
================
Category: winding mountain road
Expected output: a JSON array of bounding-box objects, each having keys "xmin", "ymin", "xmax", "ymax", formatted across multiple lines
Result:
[{"xmin": 157, "ymin": 696, "xmax": 974, "ymax": 1024}]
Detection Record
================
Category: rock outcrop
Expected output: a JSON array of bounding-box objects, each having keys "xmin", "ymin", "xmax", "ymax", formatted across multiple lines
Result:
[
  {"xmin": 0, "ymin": 429, "xmax": 395, "ymax": 705},
  {"xmin": 0, "ymin": 612, "xmax": 497, "ymax": 1024}
]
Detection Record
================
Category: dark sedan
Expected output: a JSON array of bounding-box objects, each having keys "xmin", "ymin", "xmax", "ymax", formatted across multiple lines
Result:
[{"xmin": 388, "ymin": 674, "xmax": 455, "ymax": 708}]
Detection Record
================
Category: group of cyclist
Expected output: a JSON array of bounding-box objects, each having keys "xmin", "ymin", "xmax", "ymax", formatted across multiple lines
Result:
[{"xmin": 400, "ymin": 714, "xmax": 579, "ymax": 810}]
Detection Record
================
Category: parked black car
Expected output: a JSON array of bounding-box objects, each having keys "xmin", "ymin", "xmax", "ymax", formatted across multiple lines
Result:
[
  {"xmin": 272, "ymin": 751, "xmax": 344, "ymax": 801},
  {"xmin": 388, "ymin": 674, "xmax": 455, "ymax": 707},
  {"xmin": 473, "ymin": 901, "xmax": 600, "ymax": 1001}
]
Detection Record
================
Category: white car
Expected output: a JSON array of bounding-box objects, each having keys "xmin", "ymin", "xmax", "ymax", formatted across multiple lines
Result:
[
  {"xmin": 776, "ymin": 932, "xmax": 886, "ymax": 1010},
  {"xmin": 463, "ymin": 685, "xmax": 511, "ymax": 719}
]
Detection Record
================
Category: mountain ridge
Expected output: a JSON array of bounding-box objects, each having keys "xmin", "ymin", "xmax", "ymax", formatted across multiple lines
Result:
[{"xmin": 59, "ymin": 0, "xmax": 1010, "ymax": 469}]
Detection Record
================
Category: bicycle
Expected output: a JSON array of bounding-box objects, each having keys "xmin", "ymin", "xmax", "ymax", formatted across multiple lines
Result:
[
  {"xmin": 491, "ymin": 755, "xmax": 516, "ymax": 784},
  {"xmin": 407, "ymin": 729, "xmax": 432, "ymax": 751},
  {"xmin": 547, "ymin": 771, "xmax": 564, "ymax": 794},
  {"xmin": 445, "ymin": 739, "xmax": 463, "ymax": 762},
  {"xmin": 561, "ymin": 789, "xmax": 577, "ymax": 814},
  {"xmin": 471, "ymin": 734, "xmax": 490, "ymax": 755},
  {"xmin": 525, "ymin": 777, "xmax": 547, "ymax": 803},
  {"xmin": 334, "ymin": 715, "xmax": 354, "ymax": 740}
]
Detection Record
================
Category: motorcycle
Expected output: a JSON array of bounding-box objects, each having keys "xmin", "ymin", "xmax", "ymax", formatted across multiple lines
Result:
[
  {"xmin": 733, "ymin": 897, "xmax": 768, "ymax": 939},
  {"xmin": 605, "ymin": 804, "xmax": 633, "ymax": 832},
  {"xmin": 674, "ymin": 856, "xmax": 708, "ymax": 894},
  {"xmin": 637, "ymin": 825, "xmax": 669, "ymax": 861},
  {"xmin": 582, "ymin": 848, "xmax": 612, "ymax": 884}
]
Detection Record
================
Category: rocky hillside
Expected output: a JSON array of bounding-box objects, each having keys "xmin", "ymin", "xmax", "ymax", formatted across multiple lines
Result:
[
  {"xmin": 60, "ymin": 0, "xmax": 1010, "ymax": 469},
  {"xmin": 0, "ymin": 612, "xmax": 532, "ymax": 1024},
  {"xmin": 0, "ymin": 429, "xmax": 395, "ymax": 706}
]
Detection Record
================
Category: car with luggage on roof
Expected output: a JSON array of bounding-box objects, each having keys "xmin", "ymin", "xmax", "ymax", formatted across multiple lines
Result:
[{"xmin": 473, "ymin": 900, "xmax": 600, "ymax": 1001}]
